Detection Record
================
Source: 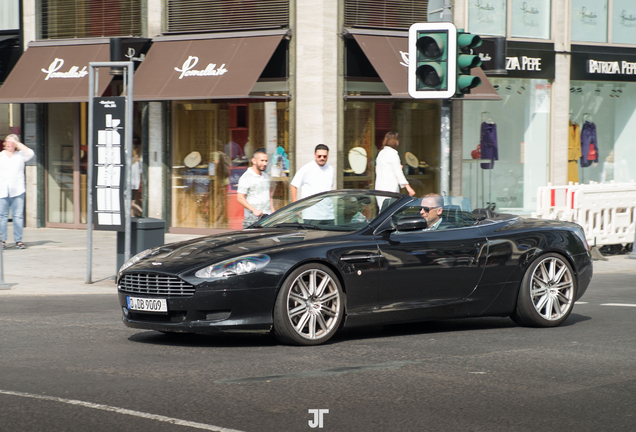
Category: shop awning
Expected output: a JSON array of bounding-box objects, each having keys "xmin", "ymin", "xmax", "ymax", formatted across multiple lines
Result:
[
  {"xmin": 350, "ymin": 32, "xmax": 501, "ymax": 101},
  {"xmin": 132, "ymin": 34, "xmax": 284, "ymax": 101},
  {"xmin": 0, "ymin": 41, "xmax": 113, "ymax": 103}
]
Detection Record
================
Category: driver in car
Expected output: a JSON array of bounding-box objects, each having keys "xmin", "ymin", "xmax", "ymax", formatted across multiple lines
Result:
[{"xmin": 419, "ymin": 193, "xmax": 452, "ymax": 230}]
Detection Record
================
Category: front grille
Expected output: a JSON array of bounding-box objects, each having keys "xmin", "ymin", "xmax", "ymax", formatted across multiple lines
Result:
[{"xmin": 119, "ymin": 273, "xmax": 195, "ymax": 297}]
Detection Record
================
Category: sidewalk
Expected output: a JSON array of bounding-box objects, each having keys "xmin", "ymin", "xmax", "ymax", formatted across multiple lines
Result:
[{"xmin": 1, "ymin": 226, "xmax": 635, "ymax": 296}]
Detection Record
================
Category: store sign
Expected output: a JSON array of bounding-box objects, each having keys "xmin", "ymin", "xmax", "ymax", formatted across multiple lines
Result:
[
  {"xmin": 571, "ymin": 49, "xmax": 636, "ymax": 81},
  {"xmin": 93, "ymin": 97, "xmax": 126, "ymax": 231},
  {"xmin": 506, "ymin": 56, "xmax": 542, "ymax": 71},
  {"xmin": 174, "ymin": 56, "xmax": 228, "ymax": 79},
  {"xmin": 41, "ymin": 58, "xmax": 88, "ymax": 80}
]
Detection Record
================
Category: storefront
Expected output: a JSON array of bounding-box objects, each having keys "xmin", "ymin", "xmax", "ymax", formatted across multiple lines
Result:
[
  {"xmin": 343, "ymin": 29, "xmax": 500, "ymax": 198},
  {"xmin": 569, "ymin": 45, "xmax": 636, "ymax": 185},
  {"xmin": 0, "ymin": 39, "xmax": 149, "ymax": 228},
  {"xmin": 132, "ymin": 30, "xmax": 290, "ymax": 232},
  {"xmin": 0, "ymin": 33, "xmax": 21, "ymax": 156},
  {"xmin": 466, "ymin": 42, "xmax": 554, "ymax": 213}
]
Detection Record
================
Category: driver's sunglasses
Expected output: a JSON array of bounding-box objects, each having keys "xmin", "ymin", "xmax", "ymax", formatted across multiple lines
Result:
[
  {"xmin": 420, "ymin": 206, "xmax": 439, "ymax": 212},
  {"xmin": 316, "ymin": 155, "xmax": 328, "ymax": 159}
]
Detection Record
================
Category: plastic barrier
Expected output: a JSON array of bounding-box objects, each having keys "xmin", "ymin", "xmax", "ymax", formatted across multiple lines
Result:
[{"xmin": 533, "ymin": 181, "xmax": 636, "ymax": 247}]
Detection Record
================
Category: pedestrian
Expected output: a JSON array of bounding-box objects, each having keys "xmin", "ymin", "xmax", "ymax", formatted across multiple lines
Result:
[
  {"xmin": 290, "ymin": 144, "xmax": 335, "ymax": 225},
  {"xmin": 375, "ymin": 132, "xmax": 415, "ymax": 208},
  {"xmin": 236, "ymin": 148, "xmax": 274, "ymax": 228},
  {"xmin": 0, "ymin": 134, "xmax": 35, "ymax": 249}
]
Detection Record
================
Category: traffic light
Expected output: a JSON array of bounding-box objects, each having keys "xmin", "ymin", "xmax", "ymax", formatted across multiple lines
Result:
[
  {"xmin": 408, "ymin": 22, "xmax": 457, "ymax": 99},
  {"xmin": 456, "ymin": 30, "xmax": 483, "ymax": 95}
]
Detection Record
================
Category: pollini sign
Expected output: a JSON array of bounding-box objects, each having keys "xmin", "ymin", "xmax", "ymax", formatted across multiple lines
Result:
[
  {"xmin": 174, "ymin": 56, "xmax": 228, "ymax": 79},
  {"xmin": 41, "ymin": 58, "xmax": 88, "ymax": 80}
]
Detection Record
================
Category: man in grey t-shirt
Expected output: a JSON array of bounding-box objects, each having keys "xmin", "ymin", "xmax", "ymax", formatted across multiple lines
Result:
[{"xmin": 237, "ymin": 149, "xmax": 274, "ymax": 228}]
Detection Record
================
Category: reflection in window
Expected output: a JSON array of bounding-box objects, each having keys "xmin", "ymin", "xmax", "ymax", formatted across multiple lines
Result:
[
  {"xmin": 571, "ymin": 0, "xmax": 608, "ymax": 43},
  {"xmin": 468, "ymin": 0, "xmax": 507, "ymax": 37},
  {"xmin": 511, "ymin": 0, "xmax": 551, "ymax": 39}
]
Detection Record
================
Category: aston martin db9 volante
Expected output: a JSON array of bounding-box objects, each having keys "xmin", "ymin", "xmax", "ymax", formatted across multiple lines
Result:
[{"xmin": 117, "ymin": 190, "xmax": 593, "ymax": 346}]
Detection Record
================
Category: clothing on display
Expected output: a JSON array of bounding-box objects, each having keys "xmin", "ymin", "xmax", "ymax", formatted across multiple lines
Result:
[
  {"xmin": 480, "ymin": 121, "xmax": 498, "ymax": 169},
  {"xmin": 580, "ymin": 121, "xmax": 599, "ymax": 168},
  {"xmin": 568, "ymin": 120, "xmax": 582, "ymax": 183}
]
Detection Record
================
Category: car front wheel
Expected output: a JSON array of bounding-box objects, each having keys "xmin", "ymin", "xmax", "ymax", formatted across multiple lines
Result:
[
  {"xmin": 512, "ymin": 253, "xmax": 576, "ymax": 327},
  {"xmin": 274, "ymin": 263, "xmax": 344, "ymax": 346}
]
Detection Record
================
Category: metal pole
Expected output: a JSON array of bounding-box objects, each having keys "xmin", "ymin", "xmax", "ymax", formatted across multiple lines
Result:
[
  {"xmin": 86, "ymin": 65, "xmax": 95, "ymax": 284},
  {"xmin": 629, "ymin": 230, "xmax": 636, "ymax": 259},
  {"xmin": 440, "ymin": 99, "xmax": 451, "ymax": 195},
  {"xmin": 124, "ymin": 62, "xmax": 134, "ymax": 263}
]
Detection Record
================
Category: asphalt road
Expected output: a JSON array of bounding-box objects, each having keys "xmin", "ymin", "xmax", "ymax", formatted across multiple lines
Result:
[{"xmin": 1, "ymin": 272, "xmax": 635, "ymax": 432}]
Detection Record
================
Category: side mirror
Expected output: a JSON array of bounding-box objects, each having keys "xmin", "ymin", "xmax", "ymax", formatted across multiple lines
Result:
[{"xmin": 396, "ymin": 216, "xmax": 428, "ymax": 231}]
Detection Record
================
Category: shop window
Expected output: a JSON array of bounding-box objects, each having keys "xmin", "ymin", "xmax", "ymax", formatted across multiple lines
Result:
[
  {"xmin": 343, "ymin": 101, "xmax": 440, "ymax": 197},
  {"xmin": 462, "ymin": 78, "xmax": 550, "ymax": 213},
  {"xmin": 571, "ymin": 0, "xmax": 608, "ymax": 43},
  {"xmin": 171, "ymin": 101, "xmax": 290, "ymax": 232},
  {"xmin": 611, "ymin": 0, "xmax": 636, "ymax": 45},
  {"xmin": 569, "ymin": 81, "xmax": 636, "ymax": 184},
  {"xmin": 344, "ymin": 0, "xmax": 428, "ymax": 30},
  {"xmin": 468, "ymin": 0, "xmax": 507, "ymax": 37},
  {"xmin": 38, "ymin": 0, "xmax": 141, "ymax": 39},
  {"xmin": 511, "ymin": 0, "xmax": 551, "ymax": 39},
  {"xmin": 0, "ymin": 0, "xmax": 19, "ymax": 30}
]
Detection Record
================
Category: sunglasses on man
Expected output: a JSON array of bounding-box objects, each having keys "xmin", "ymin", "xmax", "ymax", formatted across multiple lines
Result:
[{"xmin": 420, "ymin": 206, "xmax": 440, "ymax": 212}]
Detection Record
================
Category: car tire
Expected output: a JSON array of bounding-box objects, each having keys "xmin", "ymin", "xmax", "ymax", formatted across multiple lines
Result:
[
  {"xmin": 512, "ymin": 253, "xmax": 577, "ymax": 327},
  {"xmin": 273, "ymin": 263, "xmax": 344, "ymax": 346}
]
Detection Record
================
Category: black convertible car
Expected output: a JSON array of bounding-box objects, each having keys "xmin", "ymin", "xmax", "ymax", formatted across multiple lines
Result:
[{"xmin": 117, "ymin": 190, "xmax": 593, "ymax": 346}]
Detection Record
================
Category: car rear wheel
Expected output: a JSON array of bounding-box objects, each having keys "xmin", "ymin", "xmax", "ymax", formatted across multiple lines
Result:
[
  {"xmin": 512, "ymin": 253, "xmax": 576, "ymax": 327},
  {"xmin": 274, "ymin": 263, "xmax": 344, "ymax": 346}
]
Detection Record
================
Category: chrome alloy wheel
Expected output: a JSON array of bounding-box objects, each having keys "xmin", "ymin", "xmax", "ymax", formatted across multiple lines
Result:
[
  {"xmin": 530, "ymin": 256, "xmax": 574, "ymax": 321},
  {"xmin": 286, "ymin": 268, "xmax": 342, "ymax": 340}
]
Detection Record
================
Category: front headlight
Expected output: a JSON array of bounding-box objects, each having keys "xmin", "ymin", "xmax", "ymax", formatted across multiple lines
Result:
[
  {"xmin": 195, "ymin": 254, "xmax": 270, "ymax": 279},
  {"xmin": 118, "ymin": 248, "xmax": 154, "ymax": 276}
]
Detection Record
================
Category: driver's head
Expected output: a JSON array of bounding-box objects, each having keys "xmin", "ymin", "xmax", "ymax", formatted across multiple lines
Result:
[{"xmin": 419, "ymin": 193, "xmax": 444, "ymax": 226}]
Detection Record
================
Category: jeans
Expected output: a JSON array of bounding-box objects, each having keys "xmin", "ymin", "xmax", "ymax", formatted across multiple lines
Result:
[{"xmin": 0, "ymin": 193, "xmax": 25, "ymax": 243}]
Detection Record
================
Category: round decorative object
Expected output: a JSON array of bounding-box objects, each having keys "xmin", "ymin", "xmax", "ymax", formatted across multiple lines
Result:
[
  {"xmin": 184, "ymin": 151, "xmax": 202, "ymax": 168},
  {"xmin": 405, "ymin": 152, "xmax": 419, "ymax": 168},
  {"xmin": 348, "ymin": 147, "xmax": 368, "ymax": 174}
]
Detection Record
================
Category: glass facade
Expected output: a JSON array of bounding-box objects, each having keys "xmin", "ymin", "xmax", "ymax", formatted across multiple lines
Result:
[
  {"xmin": 511, "ymin": 0, "xmax": 551, "ymax": 39},
  {"xmin": 468, "ymin": 0, "xmax": 507, "ymax": 37},
  {"xmin": 0, "ymin": 0, "xmax": 19, "ymax": 30},
  {"xmin": 571, "ymin": 0, "xmax": 608, "ymax": 43},
  {"xmin": 462, "ymin": 78, "xmax": 551, "ymax": 213},
  {"xmin": 171, "ymin": 100, "xmax": 290, "ymax": 231},
  {"xmin": 46, "ymin": 104, "xmax": 76, "ymax": 224},
  {"xmin": 343, "ymin": 101, "xmax": 441, "ymax": 197},
  {"xmin": 569, "ymin": 81, "xmax": 636, "ymax": 184},
  {"xmin": 612, "ymin": 0, "xmax": 636, "ymax": 44}
]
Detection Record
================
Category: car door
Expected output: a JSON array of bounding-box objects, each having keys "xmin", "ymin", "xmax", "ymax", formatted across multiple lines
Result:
[{"xmin": 373, "ymin": 223, "xmax": 487, "ymax": 314}]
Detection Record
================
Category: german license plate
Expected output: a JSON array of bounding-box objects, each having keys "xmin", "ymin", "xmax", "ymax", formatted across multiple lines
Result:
[{"xmin": 127, "ymin": 296, "xmax": 168, "ymax": 313}]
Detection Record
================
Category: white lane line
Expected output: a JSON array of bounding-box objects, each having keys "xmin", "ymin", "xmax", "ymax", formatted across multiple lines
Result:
[
  {"xmin": 600, "ymin": 303, "xmax": 636, "ymax": 307},
  {"xmin": 575, "ymin": 302, "xmax": 588, "ymax": 304},
  {"xmin": 0, "ymin": 389, "xmax": 245, "ymax": 432}
]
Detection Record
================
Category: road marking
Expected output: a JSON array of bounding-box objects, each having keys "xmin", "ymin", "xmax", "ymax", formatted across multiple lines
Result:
[
  {"xmin": 575, "ymin": 302, "xmax": 588, "ymax": 304},
  {"xmin": 600, "ymin": 303, "xmax": 636, "ymax": 307},
  {"xmin": 0, "ymin": 389, "xmax": 244, "ymax": 432}
]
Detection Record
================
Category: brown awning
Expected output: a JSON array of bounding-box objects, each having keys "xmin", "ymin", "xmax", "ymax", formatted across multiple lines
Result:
[
  {"xmin": 0, "ymin": 42, "xmax": 112, "ymax": 103},
  {"xmin": 133, "ymin": 35, "xmax": 283, "ymax": 101},
  {"xmin": 350, "ymin": 33, "xmax": 500, "ymax": 101}
]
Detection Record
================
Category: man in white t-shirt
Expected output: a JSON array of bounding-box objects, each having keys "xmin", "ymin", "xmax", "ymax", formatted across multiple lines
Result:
[
  {"xmin": 237, "ymin": 149, "xmax": 274, "ymax": 228},
  {"xmin": 290, "ymin": 144, "xmax": 335, "ymax": 224}
]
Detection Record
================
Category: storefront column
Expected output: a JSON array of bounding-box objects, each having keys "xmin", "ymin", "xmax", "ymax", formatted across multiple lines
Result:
[
  {"xmin": 147, "ymin": 102, "xmax": 163, "ymax": 221},
  {"xmin": 293, "ymin": 0, "xmax": 339, "ymax": 173},
  {"xmin": 550, "ymin": 0, "xmax": 571, "ymax": 186}
]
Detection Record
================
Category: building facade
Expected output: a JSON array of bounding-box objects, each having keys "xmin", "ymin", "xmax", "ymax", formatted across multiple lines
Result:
[{"xmin": 1, "ymin": 0, "xmax": 636, "ymax": 235}]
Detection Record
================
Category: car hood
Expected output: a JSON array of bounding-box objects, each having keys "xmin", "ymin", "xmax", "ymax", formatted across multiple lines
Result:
[{"xmin": 126, "ymin": 228, "xmax": 347, "ymax": 273}]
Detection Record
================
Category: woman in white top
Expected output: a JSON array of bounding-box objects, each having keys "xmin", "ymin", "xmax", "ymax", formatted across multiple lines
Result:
[
  {"xmin": 375, "ymin": 132, "xmax": 415, "ymax": 207},
  {"xmin": 0, "ymin": 134, "xmax": 35, "ymax": 249}
]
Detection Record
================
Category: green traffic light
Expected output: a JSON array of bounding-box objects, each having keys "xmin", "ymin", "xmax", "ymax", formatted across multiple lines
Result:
[
  {"xmin": 416, "ymin": 34, "xmax": 446, "ymax": 59},
  {"xmin": 417, "ymin": 63, "xmax": 445, "ymax": 88},
  {"xmin": 457, "ymin": 75, "xmax": 481, "ymax": 93},
  {"xmin": 457, "ymin": 33, "xmax": 482, "ymax": 51},
  {"xmin": 458, "ymin": 54, "xmax": 482, "ymax": 71}
]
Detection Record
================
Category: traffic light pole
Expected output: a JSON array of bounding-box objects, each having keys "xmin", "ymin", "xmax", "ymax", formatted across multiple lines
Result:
[{"xmin": 440, "ymin": 100, "xmax": 451, "ymax": 195}]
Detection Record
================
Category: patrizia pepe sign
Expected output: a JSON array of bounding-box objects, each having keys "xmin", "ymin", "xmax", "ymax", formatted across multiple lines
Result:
[
  {"xmin": 587, "ymin": 59, "xmax": 636, "ymax": 75},
  {"xmin": 41, "ymin": 58, "xmax": 88, "ymax": 80},
  {"xmin": 174, "ymin": 56, "xmax": 228, "ymax": 79}
]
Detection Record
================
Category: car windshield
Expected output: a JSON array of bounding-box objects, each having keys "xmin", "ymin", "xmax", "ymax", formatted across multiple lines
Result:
[{"xmin": 255, "ymin": 190, "xmax": 402, "ymax": 231}]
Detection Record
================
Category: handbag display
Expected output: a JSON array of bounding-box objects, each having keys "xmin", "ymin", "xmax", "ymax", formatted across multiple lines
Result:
[{"xmin": 471, "ymin": 144, "xmax": 482, "ymax": 159}]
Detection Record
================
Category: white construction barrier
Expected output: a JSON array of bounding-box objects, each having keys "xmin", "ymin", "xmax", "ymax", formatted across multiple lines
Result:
[{"xmin": 533, "ymin": 181, "xmax": 636, "ymax": 247}]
